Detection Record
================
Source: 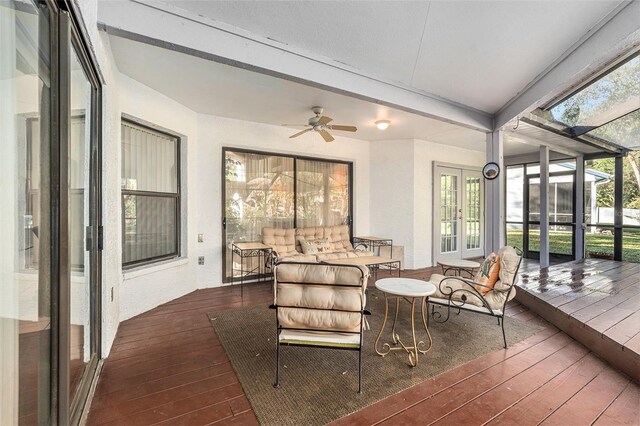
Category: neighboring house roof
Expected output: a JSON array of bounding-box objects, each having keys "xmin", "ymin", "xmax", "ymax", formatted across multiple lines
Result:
[{"xmin": 557, "ymin": 162, "xmax": 610, "ymax": 182}]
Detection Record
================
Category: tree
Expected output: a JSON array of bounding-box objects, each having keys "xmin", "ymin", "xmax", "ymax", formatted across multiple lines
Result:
[{"xmin": 557, "ymin": 56, "xmax": 640, "ymax": 210}]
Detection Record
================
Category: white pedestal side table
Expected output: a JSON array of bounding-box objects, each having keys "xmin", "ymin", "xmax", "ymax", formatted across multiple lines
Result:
[{"xmin": 374, "ymin": 278, "xmax": 436, "ymax": 367}]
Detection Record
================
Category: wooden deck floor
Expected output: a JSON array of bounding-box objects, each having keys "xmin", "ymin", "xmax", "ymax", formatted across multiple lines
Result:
[
  {"xmin": 516, "ymin": 258, "xmax": 640, "ymax": 381},
  {"xmin": 87, "ymin": 266, "xmax": 639, "ymax": 425}
]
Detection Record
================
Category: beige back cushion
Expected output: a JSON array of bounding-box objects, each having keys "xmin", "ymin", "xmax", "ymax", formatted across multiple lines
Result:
[
  {"xmin": 295, "ymin": 225, "xmax": 353, "ymax": 253},
  {"xmin": 274, "ymin": 262, "xmax": 368, "ymax": 332},
  {"xmin": 484, "ymin": 246, "xmax": 521, "ymax": 309},
  {"xmin": 262, "ymin": 227, "xmax": 297, "ymax": 256}
]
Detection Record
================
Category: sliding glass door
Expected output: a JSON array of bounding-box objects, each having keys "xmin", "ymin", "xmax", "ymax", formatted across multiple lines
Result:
[
  {"xmin": 296, "ymin": 159, "xmax": 350, "ymax": 228},
  {"xmin": 222, "ymin": 148, "xmax": 352, "ymax": 282},
  {"xmin": 68, "ymin": 35, "xmax": 101, "ymax": 420},
  {"xmin": 1, "ymin": 2, "xmax": 53, "ymax": 423},
  {"xmin": 223, "ymin": 151, "xmax": 295, "ymax": 281},
  {"xmin": 1, "ymin": 1, "xmax": 102, "ymax": 424}
]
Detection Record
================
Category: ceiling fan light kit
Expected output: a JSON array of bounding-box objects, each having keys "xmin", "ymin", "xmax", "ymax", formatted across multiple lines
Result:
[
  {"xmin": 284, "ymin": 106, "xmax": 357, "ymax": 142},
  {"xmin": 375, "ymin": 120, "xmax": 390, "ymax": 130}
]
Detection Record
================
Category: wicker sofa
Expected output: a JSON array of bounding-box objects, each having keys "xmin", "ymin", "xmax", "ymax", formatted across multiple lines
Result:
[{"xmin": 262, "ymin": 225, "xmax": 372, "ymax": 263}]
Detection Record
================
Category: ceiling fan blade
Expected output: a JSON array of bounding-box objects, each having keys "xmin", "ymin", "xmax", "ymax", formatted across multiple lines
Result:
[
  {"xmin": 281, "ymin": 124, "xmax": 311, "ymax": 128},
  {"xmin": 329, "ymin": 125, "xmax": 357, "ymax": 132},
  {"xmin": 319, "ymin": 130, "xmax": 335, "ymax": 143},
  {"xmin": 318, "ymin": 116, "xmax": 333, "ymax": 125},
  {"xmin": 289, "ymin": 129, "xmax": 312, "ymax": 139}
]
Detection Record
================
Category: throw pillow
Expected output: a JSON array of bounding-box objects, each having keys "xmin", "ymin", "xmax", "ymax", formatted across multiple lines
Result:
[
  {"xmin": 299, "ymin": 238, "xmax": 332, "ymax": 255},
  {"xmin": 474, "ymin": 253, "xmax": 501, "ymax": 295}
]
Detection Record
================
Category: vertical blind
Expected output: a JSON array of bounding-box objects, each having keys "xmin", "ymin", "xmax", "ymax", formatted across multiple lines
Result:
[
  {"xmin": 296, "ymin": 159, "xmax": 350, "ymax": 228},
  {"xmin": 121, "ymin": 122, "xmax": 179, "ymax": 266},
  {"xmin": 223, "ymin": 149, "xmax": 352, "ymax": 280}
]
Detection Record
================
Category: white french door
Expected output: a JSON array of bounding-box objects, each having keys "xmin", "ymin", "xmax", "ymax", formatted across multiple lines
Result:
[{"xmin": 434, "ymin": 165, "xmax": 484, "ymax": 261}]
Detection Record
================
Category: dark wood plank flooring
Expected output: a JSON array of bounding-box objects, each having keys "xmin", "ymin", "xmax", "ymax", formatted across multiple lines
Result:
[
  {"xmin": 516, "ymin": 258, "xmax": 640, "ymax": 381},
  {"xmin": 88, "ymin": 265, "xmax": 639, "ymax": 425}
]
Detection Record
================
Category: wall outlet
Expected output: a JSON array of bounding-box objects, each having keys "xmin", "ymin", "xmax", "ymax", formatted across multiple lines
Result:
[
  {"xmin": 198, "ymin": 256, "xmax": 205, "ymax": 265},
  {"xmin": 198, "ymin": 233, "xmax": 204, "ymax": 243}
]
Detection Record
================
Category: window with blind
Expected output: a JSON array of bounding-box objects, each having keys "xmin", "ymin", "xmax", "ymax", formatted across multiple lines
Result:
[{"xmin": 121, "ymin": 120, "xmax": 180, "ymax": 267}]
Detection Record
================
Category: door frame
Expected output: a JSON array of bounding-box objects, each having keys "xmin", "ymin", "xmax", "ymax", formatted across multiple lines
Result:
[
  {"xmin": 432, "ymin": 162, "xmax": 484, "ymax": 263},
  {"xmin": 221, "ymin": 147, "xmax": 354, "ymax": 284},
  {"xmin": 523, "ymin": 170, "xmax": 576, "ymax": 261},
  {"xmin": 461, "ymin": 169, "xmax": 484, "ymax": 258},
  {"xmin": 53, "ymin": 2, "xmax": 104, "ymax": 423}
]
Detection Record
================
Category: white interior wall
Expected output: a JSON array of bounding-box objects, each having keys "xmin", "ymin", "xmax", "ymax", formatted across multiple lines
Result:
[
  {"xmin": 117, "ymin": 74, "xmax": 199, "ymax": 322},
  {"xmin": 102, "ymin": 69, "xmax": 373, "ymax": 330},
  {"xmin": 369, "ymin": 139, "xmax": 416, "ymax": 266},
  {"xmin": 370, "ymin": 139, "xmax": 485, "ymax": 269}
]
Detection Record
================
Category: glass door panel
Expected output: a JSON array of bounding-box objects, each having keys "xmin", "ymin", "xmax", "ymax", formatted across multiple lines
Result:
[
  {"xmin": 296, "ymin": 159, "xmax": 350, "ymax": 228},
  {"xmin": 223, "ymin": 151, "xmax": 295, "ymax": 281},
  {"xmin": 435, "ymin": 167, "xmax": 461, "ymax": 260},
  {"xmin": 69, "ymin": 42, "xmax": 95, "ymax": 408},
  {"xmin": 525, "ymin": 172, "xmax": 575, "ymax": 260},
  {"xmin": 1, "ymin": 2, "xmax": 52, "ymax": 424},
  {"xmin": 462, "ymin": 170, "xmax": 483, "ymax": 258}
]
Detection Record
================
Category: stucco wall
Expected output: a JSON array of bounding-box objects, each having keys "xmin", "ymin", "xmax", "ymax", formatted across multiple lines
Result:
[
  {"xmin": 117, "ymin": 74, "xmax": 200, "ymax": 322},
  {"xmin": 369, "ymin": 139, "xmax": 417, "ymax": 266},
  {"xmin": 370, "ymin": 139, "xmax": 485, "ymax": 269}
]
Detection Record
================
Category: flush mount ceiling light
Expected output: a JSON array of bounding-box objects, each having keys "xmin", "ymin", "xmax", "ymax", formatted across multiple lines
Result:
[{"xmin": 375, "ymin": 120, "xmax": 390, "ymax": 130}]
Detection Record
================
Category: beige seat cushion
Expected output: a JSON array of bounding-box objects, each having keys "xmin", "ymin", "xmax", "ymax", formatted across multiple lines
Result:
[
  {"xmin": 277, "ymin": 254, "xmax": 318, "ymax": 263},
  {"xmin": 274, "ymin": 263, "xmax": 369, "ymax": 333},
  {"xmin": 315, "ymin": 250, "xmax": 374, "ymax": 261}
]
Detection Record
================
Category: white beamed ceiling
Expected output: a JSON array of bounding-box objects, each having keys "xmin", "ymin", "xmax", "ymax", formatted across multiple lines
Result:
[
  {"xmin": 108, "ymin": 35, "xmax": 487, "ymax": 149},
  {"xmin": 165, "ymin": 0, "xmax": 623, "ymax": 114}
]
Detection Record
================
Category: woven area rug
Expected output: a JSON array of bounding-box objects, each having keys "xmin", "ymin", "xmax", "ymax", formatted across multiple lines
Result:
[{"xmin": 208, "ymin": 288, "xmax": 542, "ymax": 426}]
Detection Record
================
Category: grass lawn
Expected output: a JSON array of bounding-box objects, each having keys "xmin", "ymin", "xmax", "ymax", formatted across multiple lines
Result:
[{"xmin": 506, "ymin": 228, "xmax": 640, "ymax": 263}]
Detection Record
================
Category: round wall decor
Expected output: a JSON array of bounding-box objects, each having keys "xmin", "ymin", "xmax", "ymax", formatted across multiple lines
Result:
[{"xmin": 482, "ymin": 162, "xmax": 500, "ymax": 180}]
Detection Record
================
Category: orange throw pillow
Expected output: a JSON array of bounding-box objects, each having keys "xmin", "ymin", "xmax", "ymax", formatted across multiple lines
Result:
[{"xmin": 474, "ymin": 254, "xmax": 500, "ymax": 295}]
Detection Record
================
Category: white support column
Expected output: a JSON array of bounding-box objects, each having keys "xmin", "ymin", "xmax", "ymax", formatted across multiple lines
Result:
[
  {"xmin": 539, "ymin": 146, "xmax": 550, "ymax": 268},
  {"xmin": 485, "ymin": 131, "xmax": 505, "ymax": 255},
  {"xmin": 575, "ymin": 156, "xmax": 585, "ymax": 259}
]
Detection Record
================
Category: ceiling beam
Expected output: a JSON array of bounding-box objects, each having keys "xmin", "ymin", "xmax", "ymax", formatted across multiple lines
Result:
[
  {"xmin": 494, "ymin": 0, "xmax": 640, "ymax": 130},
  {"xmin": 97, "ymin": 0, "xmax": 493, "ymax": 132}
]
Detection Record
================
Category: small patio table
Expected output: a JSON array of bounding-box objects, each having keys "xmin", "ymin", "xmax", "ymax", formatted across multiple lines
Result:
[
  {"xmin": 352, "ymin": 236, "xmax": 393, "ymax": 258},
  {"xmin": 374, "ymin": 278, "xmax": 435, "ymax": 367},
  {"xmin": 231, "ymin": 242, "xmax": 272, "ymax": 296},
  {"xmin": 436, "ymin": 259, "xmax": 481, "ymax": 278}
]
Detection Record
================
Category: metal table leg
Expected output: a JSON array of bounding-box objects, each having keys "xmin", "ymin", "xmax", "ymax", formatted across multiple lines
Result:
[{"xmin": 374, "ymin": 294, "xmax": 433, "ymax": 367}]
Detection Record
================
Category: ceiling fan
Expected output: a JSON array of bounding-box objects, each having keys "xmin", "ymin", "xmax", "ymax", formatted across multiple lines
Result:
[{"xmin": 283, "ymin": 107, "xmax": 357, "ymax": 142}]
